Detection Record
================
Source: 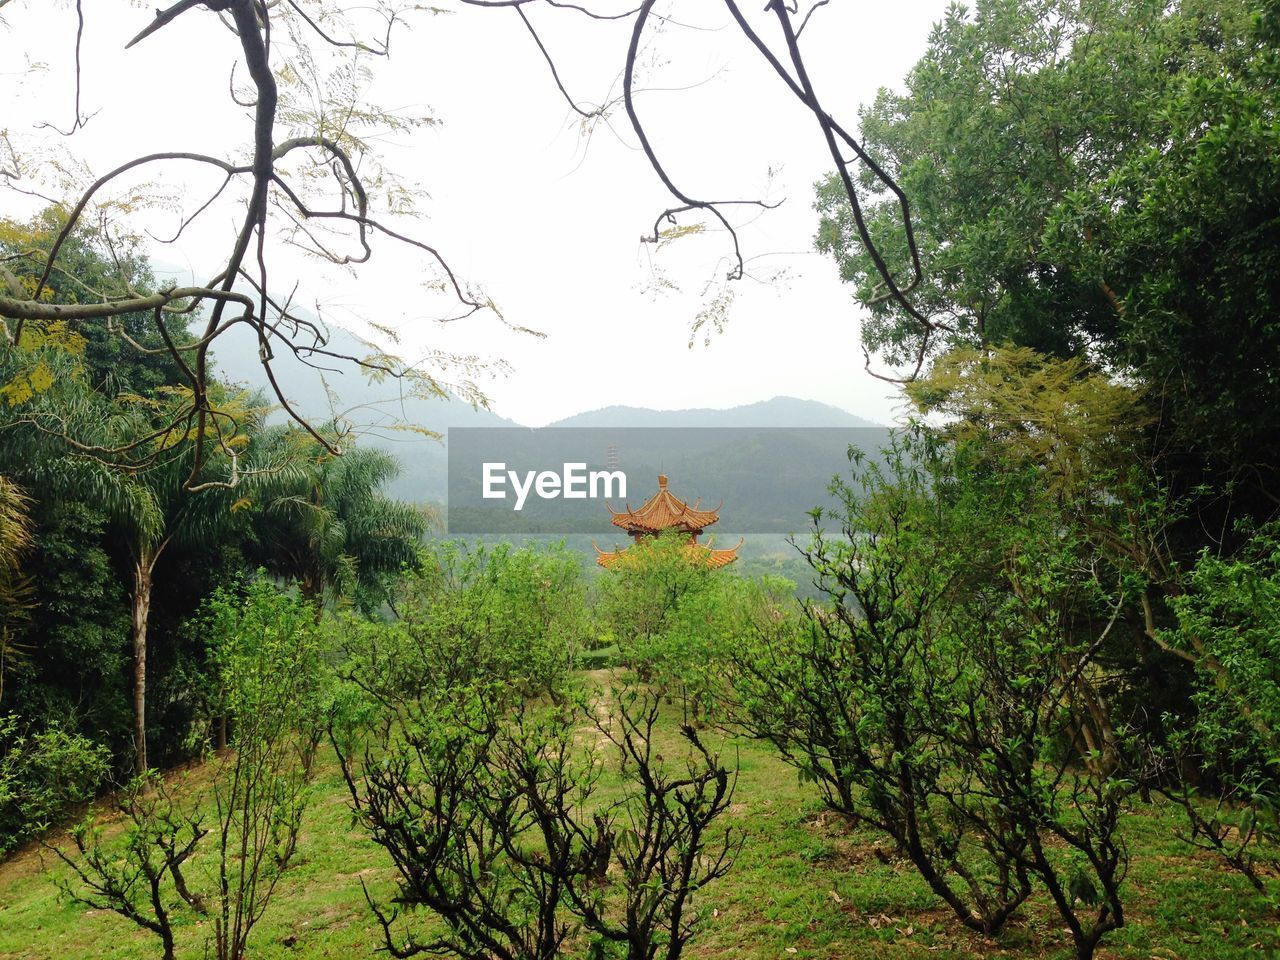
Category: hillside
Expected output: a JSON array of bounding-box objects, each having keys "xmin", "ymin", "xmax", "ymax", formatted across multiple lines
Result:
[
  {"xmin": 548, "ymin": 397, "xmax": 882, "ymax": 429},
  {"xmin": 1, "ymin": 681, "xmax": 1272, "ymax": 960},
  {"xmin": 212, "ymin": 323, "xmax": 884, "ymax": 507}
]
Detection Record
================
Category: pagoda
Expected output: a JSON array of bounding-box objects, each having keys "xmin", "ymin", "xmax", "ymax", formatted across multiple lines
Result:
[{"xmin": 595, "ymin": 474, "xmax": 740, "ymax": 569}]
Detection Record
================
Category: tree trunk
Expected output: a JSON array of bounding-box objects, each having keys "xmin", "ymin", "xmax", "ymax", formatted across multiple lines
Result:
[
  {"xmin": 299, "ymin": 570, "xmax": 325, "ymax": 621},
  {"xmin": 131, "ymin": 547, "xmax": 159, "ymax": 775}
]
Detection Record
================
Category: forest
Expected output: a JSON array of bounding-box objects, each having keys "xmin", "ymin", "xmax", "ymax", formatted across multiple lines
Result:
[{"xmin": 1, "ymin": 0, "xmax": 1278, "ymax": 958}]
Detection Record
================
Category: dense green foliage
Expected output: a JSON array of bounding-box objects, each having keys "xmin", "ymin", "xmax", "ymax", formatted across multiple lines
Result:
[
  {"xmin": 1, "ymin": 0, "xmax": 1278, "ymax": 955},
  {"xmin": 0, "ymin": 215, "xmax": 428, "ymax": 849},
  {"xmin": 817, "ymin": 0, "xmax": 1280, "ymax": 513},
  {"xmin": 808, "ymin": 1, "xmax": 1280, "ymax": 942},
  {"xmin": 249, "ymin": 432, "xmax": 426, "ymax": 612},
  {"xmin": 53, "ymin": 582, "xmax": 326, "ymax": 960}
]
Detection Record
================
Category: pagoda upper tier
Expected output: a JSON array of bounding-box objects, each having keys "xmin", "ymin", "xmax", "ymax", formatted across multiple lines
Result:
[{"xmin": 607, "ymin": 474, "xmax": 722, "ymax": 538}]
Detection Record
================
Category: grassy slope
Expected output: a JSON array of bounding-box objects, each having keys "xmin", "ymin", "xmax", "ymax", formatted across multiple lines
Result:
[{"xmin": 2, "ymin": 688, "xmax": 1277, "ymax": 960}]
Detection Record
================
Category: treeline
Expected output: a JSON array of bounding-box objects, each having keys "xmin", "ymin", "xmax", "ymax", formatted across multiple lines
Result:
[
  {"xmin": 0, "ymin": 211, "xmax": 425, "ymax": 849},
  {"xmin": 818, "ymin": 0, "xmax": 1280, "ymax": 533},
  {"xmin": 33, "ymin": 414, "xmax": 1280, "ymax": 960},
  {"xmin": 0, "ymin": 1, "xmax": 1278, "ymax": 957}
]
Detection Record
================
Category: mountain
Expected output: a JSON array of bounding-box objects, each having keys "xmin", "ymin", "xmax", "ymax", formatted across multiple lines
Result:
[
  {"xmin": 548, "ymin": 396, "xmax": 881, "ymax": 428},
  {"xmin": 210, "ymin": 323, "xmax": 516, "ymax": 503},
  {"xmin": 210, "ymin": 323, "xmax": 882, "ymax": 506}
]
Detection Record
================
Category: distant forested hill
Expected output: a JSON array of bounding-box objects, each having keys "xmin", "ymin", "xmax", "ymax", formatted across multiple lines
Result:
[
  {"xmin": 212, "ymin": 323, "xmax": 883, "ymax": 510},
  {"xmin": 548, "ymin": 396, "xmax": 880, "ymax": 428},
  {"xmin": 210, "ymin": 323, "xmax": 515, "ymax": 504}
]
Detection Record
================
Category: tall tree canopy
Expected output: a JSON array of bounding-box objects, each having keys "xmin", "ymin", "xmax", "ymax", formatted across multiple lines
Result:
[
  {"xmin": 251, "ymin": 433, "xmax": 425, "ymax": 612},
  {"xmin": 817, "ymin": 0, "xmax": 1280, "ymax": 513}
]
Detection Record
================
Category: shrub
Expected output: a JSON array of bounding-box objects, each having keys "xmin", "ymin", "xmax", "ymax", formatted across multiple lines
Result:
[
  {"xmin": 728, "ymin": 431, "xmax": 1133, "ymax": 958},
  {"xmin": 54, "ymin": 579, "xmax": 325, "ymax": 960},
  {"xmin": 1158, "ymin": 522, "xmax": 1280, "ymax": 898},
  {"xmin": 345, "ymin": 541, "xmax": 588, "ymax": 705},
  {"xmin": 0, "ymin": 715, "xmax": 109, "ymax": 853},
  {"xmin": 335, "ymin": 685, "xmax": 737, "ymax": 960}
]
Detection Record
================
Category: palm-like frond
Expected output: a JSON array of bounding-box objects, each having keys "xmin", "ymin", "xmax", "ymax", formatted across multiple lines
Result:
[
  {"xmin": 0, "ymin": 474, "xmax": 34, "ymax": 573},
  {"xmin": 249, "ymin": 428, "xmax": 424, "ymax": 602}
]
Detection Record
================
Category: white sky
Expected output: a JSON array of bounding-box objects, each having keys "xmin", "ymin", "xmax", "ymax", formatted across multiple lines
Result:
[{"xmin": 1, "ymin": 0, "xmax": 950, "ymax": 426}]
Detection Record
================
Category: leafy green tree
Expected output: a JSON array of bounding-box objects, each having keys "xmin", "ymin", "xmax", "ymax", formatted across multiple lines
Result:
[
  {"xmin": 0, "ymin": 211, "xmax": 193, "ymax": 398},
  {"xmin": 342, "ymin": 540, "xmax": 588, "ymax": 706},
  {"xmin": 729, "ymin": 429, "xmax": 1135, "ymax": 956},
  {"xmin": 252, "ymin": 431, "xmax": 425, "ymax": 611},
  {"xmin": 598, "ymin": 533, "xmax": 792, "ymax": 722},
  {"xmin": 6, "ymin": 498, "xmax": 133, "ymax": 758},
  {"xmin": 203, "ymin": 580, "xmax": 324, "ymax": 960},
  {"xmin": 56, "ymin": 580, "xmax": 324, "ymax": 960},
  {"xmin": 817, "ymin": 0, "xmax": 1280, "ymax": 509},
  {"xmin": 33, "ymin": 402, "xmax": 269, "ymax": 774},
  {"xmin": 1158, "ymin": 522, "xmax": 1280, "ymax": 895},
  {"xmin": 0, "ymin": 714, "xmax": 111, "ymax": 854},
  {"xmin": 0, "ymin": 474, "xmax": 34, "ymax": 703},
  {"xmin": 0, "ymin": 217, "xmax": 244, "ymax": 775},
  {"xmin": 596, "ymin": 531, "xmax": 717, "ymax": 679},
  {"xmin": 0, "ymin": 353, "xmax": 275, "ymax": 773}
]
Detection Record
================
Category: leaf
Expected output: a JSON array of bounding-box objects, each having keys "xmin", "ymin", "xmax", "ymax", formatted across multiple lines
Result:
[{"xmin": 27, "ymin": 360, "xmax": 53, "ymax": 394}]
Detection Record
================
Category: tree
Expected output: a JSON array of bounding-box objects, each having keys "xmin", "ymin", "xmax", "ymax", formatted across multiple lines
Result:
[
  {"xmin": 60, "ymin": 408, "xmax": 269, "ymax": 775},
  {"xmin": 0, "ymin": 473, "xmax": 33, "ymax": 703},
  {"xmin": 729, "ymin": 435, "xmax": 1036, "ymax": 936},
  {"xmin": 0, "ymin": 216, "xmax": 244, "ymax": 770},
  {"xmin": 816, "ymin": 0, "xmax": 1280, "ymax": 510},
  {"xmin": 0, "ymin": 0, "xmax": 935, "ymax": 478},
  {"xmin": 252, "ymin": 431, "xmax": 425, "ymax": 611},
  {"xmin": 1156, "ymin": 522, "xmax": 1280, "ymax": 897},
  {"xmin": 340, "ymin": 540, "xmax": 588, "ymax": 706},
  {"xmin": 728, "ymin": 429, "xmax": 1135, "ymax": 956},
  {"xmin": 334, "ymin": 684, "xmax": 736, "ymax": 960},
  {"xmin": 203, "ymin": 581, "xmax": 324, "ymax": 960},
  {"xmin": 597, "ymin": 532, "xmax": 789, "ymax": 723},
  {"xmin": 0, "ymin": 211, "xmax": 192, "ymax": 398},
  {"xmin": 596, "ymin": 531, "xmax": 718, "ymax": 683},
  {"xmin": 53, "ymin": 773, "xmax": 207, "ymax": 960},
  {"xmin": 55, "ymin": 580, "xmax": 325, "ymax": 960},
  {"xmin": 0, "ymin": 362, "xmax": 278, "ymax": 773}
]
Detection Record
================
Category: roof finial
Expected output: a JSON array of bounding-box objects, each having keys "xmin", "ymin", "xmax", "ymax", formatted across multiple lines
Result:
[{"xmin": 658, "ymin": 474, "xmax": 668, "ymax": 489}]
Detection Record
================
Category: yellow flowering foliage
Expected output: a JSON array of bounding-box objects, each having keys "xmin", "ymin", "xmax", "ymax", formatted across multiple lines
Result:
[
  {"xmin": 907, "ymin": 345, "xmax": 1150, "ymax": 501},
  {"xmin": 0, "ymin": 321, "xmax": 90, "ymax": 407},
  {"xmin": 16, "ymin": 321, "xmax": 87, "ymax": 356}
]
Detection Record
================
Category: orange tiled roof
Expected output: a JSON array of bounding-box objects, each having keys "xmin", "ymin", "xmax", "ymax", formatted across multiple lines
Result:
[
  {"xmin": 608, "ymin": 474, "xmax": 721, "ymax": 534},
  {"xmin": 594, "ymin": 538, "xmax": 741, "ymax": 570}
]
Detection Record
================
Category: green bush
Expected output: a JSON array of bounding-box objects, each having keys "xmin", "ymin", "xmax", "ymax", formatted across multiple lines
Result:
[
  {"xmin": 339, "ymin": 540, "xmax": 589, "ymax": 707},
  {"xmin": 596, "ymin": 530, "xmax": 795, "ymax": 720},
  {"xmin": 0, "ymin": 714, "xmax": 110, "ymax": 853}
]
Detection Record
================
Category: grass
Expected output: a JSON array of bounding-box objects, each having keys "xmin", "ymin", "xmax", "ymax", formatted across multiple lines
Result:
[{"xmin": 2, "ymin": 676, "xmax": 1278, "ymax": 960}]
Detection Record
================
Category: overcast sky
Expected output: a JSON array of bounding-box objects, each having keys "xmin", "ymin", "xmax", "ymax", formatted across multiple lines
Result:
[{"xmin": 2, "ymin": 0, "xmax": 950, "ymax": 426}]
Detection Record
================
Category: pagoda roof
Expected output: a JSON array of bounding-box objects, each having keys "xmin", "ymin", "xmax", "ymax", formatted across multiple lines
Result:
[
  {"xmin": 594, "ymin": 538, "xmax": 742, "ymax": 570},
  {"xmin": 608, "ymin": 474, "xmax": 721, "ymax": 534}
]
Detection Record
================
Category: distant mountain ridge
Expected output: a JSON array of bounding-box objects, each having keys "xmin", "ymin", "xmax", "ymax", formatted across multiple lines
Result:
[
  {"xmin": 210, "ymin": 323, "xmax": 881, "ymax": 503},
  {"xmin": 548, "ymin": 397, "xmax": 880, "ymax": 429}
]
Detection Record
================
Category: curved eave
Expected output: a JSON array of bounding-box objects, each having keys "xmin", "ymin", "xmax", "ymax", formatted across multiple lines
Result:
[{"xmin": 607, "ymin": 487, "xmax": 721, "ymax": 534}]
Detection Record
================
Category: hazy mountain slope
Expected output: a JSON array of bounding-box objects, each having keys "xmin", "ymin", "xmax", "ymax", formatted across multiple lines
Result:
[
  {"xmin": 548, "ymin": 396, "xmax": 882, "ymax": 428},
  {"xmin": 212, "ymin": 323, "xmax": 882, "ymax": 505},
  {"xmin": 210, "ymin": 323, "xmax": 514, "ymax": 503}
]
